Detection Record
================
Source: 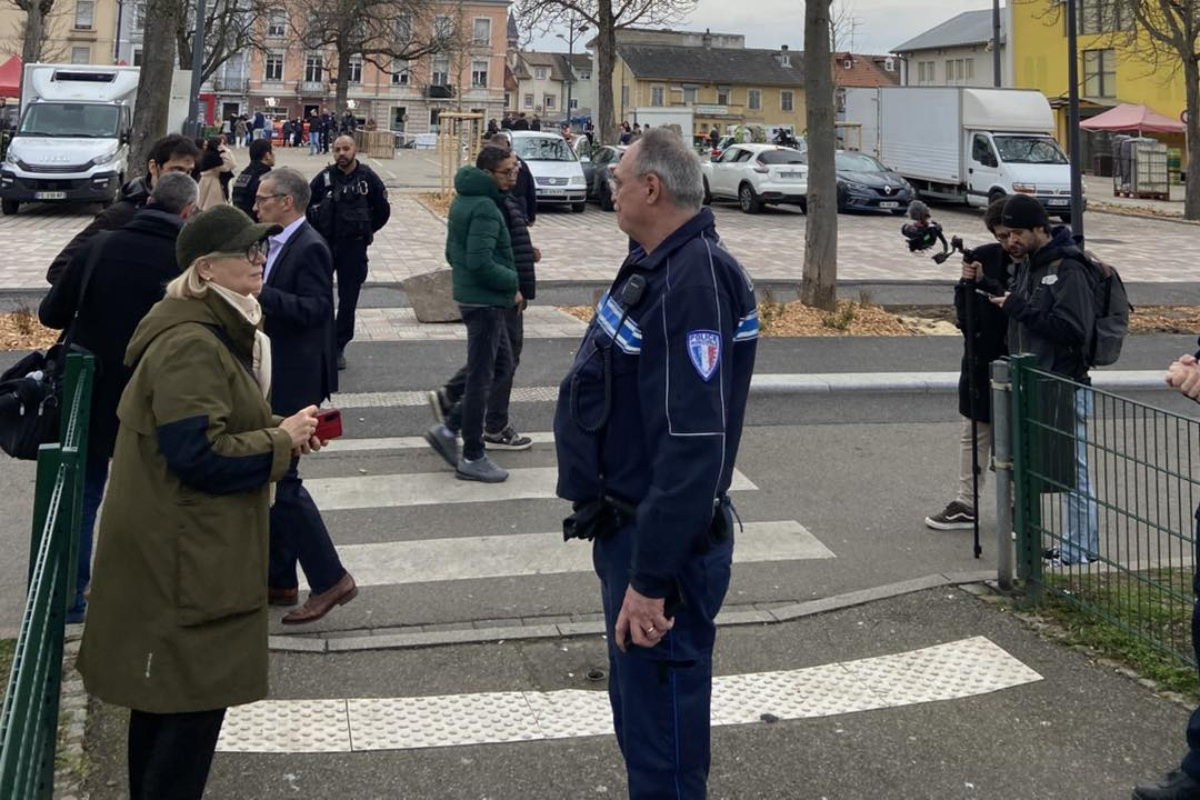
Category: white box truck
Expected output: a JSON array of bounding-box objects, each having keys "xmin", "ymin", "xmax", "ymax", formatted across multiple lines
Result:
[
  {"xmin": 631, "ymin": 107, "xmax": 694, "ymax": 142},
  {"xmin": 2, "ymin": 64, "xmax": 138, "ymax": 215},
  {"xmin": 841, "ymin": 86, "xmax": 1083, "ymax": 221}
]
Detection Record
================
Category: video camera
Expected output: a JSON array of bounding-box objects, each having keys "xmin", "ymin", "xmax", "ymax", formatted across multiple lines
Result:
[{"xmin": 933, "ymin": 235, "xmax": 976, "ymax": 266}]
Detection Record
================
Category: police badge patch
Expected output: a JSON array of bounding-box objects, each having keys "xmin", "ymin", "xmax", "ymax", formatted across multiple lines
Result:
[{"xmin": 687, "ymin": 331, "xmax": 722, "ymax": 381}]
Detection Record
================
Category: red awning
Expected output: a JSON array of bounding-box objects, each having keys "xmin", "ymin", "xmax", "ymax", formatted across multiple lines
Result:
[
  {"xmin": 0, "ymin": 55, "xmax": 21, "ymax": 99},
  {"xmin": 1080, "ymin": 103, "xmax": 1185, "ymax": 134}
]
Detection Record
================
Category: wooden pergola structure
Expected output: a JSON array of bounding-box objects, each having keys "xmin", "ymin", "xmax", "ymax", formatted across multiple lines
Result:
[{"xmin": 437, "ymin": 112, "xmax": 486, "ymax": 199}]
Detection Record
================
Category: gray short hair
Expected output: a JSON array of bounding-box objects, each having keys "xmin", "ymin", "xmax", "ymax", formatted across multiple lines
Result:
[
  {"xmin": 149, "ymin": 172, "xmax": 198, "ymax": 215},
  {"xmin": 263, "ymin": 167, "xmax": 310, "ymax": 208},
  {"xmin": 630, "ymin": 128, "xmax": 704, "ymax": 210}
]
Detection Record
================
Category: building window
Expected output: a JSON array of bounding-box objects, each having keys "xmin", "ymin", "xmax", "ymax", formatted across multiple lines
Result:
[
  {"xmin": 956, "ymin": 59, "xmax": 965, "ymax": 80},
  {"xmin": 432, "ymin": 55, "xmax": 450, "ymax": 85},
  {"xmin": 471, "ymin": 59, "xmax": 488, "ymax": 87},
  {"xmin": 132, "ymin": 48, "xmax": 143, "ymax": 66},
  {"xmin": 305, "ymin": 55, "xmax": 323, "ymax": 83},
  {"xmin": 524, "ymin": 93, "xmax": 533, "ymax": 108},
  {"xmin": 748, "ymin": 88, "xmax": 761, "ymax": 110},
  {"xmin": 71, "ymin": 46, "xmax": 89, "ymax": 63},
  {"xmin": 74, "ymin": 0, "xmax": 94, "ymax": 30},
  {"xmin": 683, "ymin": 86, "xmax": 697, "ymax": 105},
  {"xmin": 621, "ymin": 85, "xmax": 629, "ymax": 108},
  {"xmin": 348, "ymin": 56, "xmax": 362, "ymax": 84},
  {"xmin": 134, "ymin": 1, "xmax": 146, "ymax": 29},
  {"xmin": 570, "ymin": 97, "xmax": 579, "ymax": 110},
  {"xmin": 966, "ymin": 59, "xmax": 975, "ymax": 80},
  {"xmin": 267, "ymin": 10, "xmax": 286, "ymax": 38},
  {"xmin": 434, "ymin": 14, "xmax": 453, "ymax": 40},
  {"xmin": 651, "ymin": 86, "xmax": 664, "ymax": 106},
  {"xmin": 781, "ymin": 90, "xmax": 794, "ymax": 112},
  {"xmin": 1080, "ymin": 0, "xmax": 1129, "ymax": 34},
  {"xmin": 579, "ymin": 70, "xmax": 591, "ymax": 80},
  {"xmin": 1083, "ymin": 48, "xmax": 1117, "ymax": 98},
  {"xmin": 430, "ymin": 108, "xmax": 441, "ymax": 128},
  {"xmin": 390, "ymin": 107, "xmax": 406, "ymax": 131},
  {"xmin": 534, "ymin": 67, "xmax": 546, "ymax": 80},
  {"xmin": 544, "ymin": 94, "xmax": 556, "ymax": 110},
  {"xmin": 394, "ymin": 14, "xmax": 412, "ymax": 42},
  {"xmin": 717, "ymin": 85, "xmax": 730, "ymax": 105},
  {"xmin": 473, "ymin": 18, "xmax": 491, "ymax": 45},
  {"xmin": 265, "ymin": 52, "xmax": 283, "ymax": 81},
  {"xmin": 392, "ymin": 60, "xmax": 409, "ymax": 85}
]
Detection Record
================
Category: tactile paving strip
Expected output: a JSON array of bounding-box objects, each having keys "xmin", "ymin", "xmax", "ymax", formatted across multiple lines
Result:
[{"xmin": 217, "ymin": 636, "xmax": 1042, "ymax": 754}]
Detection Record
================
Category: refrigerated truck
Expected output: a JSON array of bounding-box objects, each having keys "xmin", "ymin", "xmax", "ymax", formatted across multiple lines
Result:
[{"xmin": 841, "ymin": 86, "xmax": 1083, "ymax": 220}]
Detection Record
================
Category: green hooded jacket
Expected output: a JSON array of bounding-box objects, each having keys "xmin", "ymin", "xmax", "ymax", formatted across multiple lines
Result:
[
  {"xmin": 445, "ymin": 165, "xmax": 518, "ymax": 306},
  {"xmin": 76, "ymin": 290, "xmax": 292, "ymax": 714}
]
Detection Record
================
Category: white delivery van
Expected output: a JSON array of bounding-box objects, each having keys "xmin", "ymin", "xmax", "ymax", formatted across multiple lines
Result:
[
  {"xmin": 842, "ymin": 86, "xmax": 1083, "ymax": 221},
  {"xmin": 1, "ymin": 64, "xmax": 139, "ymax": 215},
  {"xmin": 631, "ymin": 107, "xmax": 695, "ymax": 142}
]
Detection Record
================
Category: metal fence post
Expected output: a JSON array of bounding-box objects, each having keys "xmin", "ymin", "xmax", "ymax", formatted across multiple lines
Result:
[
  {"xmin": 1009, "ymin": 354, "xmax": 1043, "ymax": 603},
  {"xmin": 992, "ymin": 359, "xmax": 1014, "ymax": 591}
]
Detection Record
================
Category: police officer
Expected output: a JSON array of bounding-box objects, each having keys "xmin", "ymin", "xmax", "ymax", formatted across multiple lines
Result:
[
  {"xmin": 231, "ymin": 138, "xmax": 274, "ymax": 221},
  {"xmin": 307, "ymin": 135, "xmax": 391, "ymax": 370},
  {"xmin": 553, "ymin": 128, "xmax": 758, "ymax": 798}
]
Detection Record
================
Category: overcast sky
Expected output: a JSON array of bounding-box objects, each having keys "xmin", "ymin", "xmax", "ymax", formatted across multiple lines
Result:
[{"xmin": 527, "ymin": 0, "xmax": 996, "ymax": 57}]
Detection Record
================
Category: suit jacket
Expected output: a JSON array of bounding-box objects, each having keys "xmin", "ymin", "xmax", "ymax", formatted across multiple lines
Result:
[{"xmin": 257, "ymin": 220, "xmax": 338, "ymax": 415}]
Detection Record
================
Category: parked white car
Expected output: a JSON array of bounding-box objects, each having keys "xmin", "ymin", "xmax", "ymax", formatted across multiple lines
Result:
[
  {"xmin": 507, "ymin": 131, "xmax": 587, "ymax": 212},
  {"xmin": 701, "ymin": 144, "xmax": 808, "ymax": 214}
]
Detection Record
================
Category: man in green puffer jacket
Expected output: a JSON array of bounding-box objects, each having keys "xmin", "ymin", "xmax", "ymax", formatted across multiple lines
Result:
[{"xmin": 425, "ymin": 146, "xmax": 523, "ymax": 483}]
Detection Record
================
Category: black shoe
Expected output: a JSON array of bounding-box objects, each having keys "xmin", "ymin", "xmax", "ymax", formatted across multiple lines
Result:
[
  {"xmin": 337, "ymin": 353, "xmax": 347, "ymax": 371},
  {"xmin": 924, "ymin": 500, "xmax": 976, "ymax": 530},
  {"xmin": 1133, "ymin": 769, "xmax": 1200, "ymax": 800},
  {"xmin": 483, "ymin": 426, "xmax": 533, "ymax": 451}
]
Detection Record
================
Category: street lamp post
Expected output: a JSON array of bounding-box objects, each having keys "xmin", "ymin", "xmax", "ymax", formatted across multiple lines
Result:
[
  {"xmin": 1066, "ymin": 0, "xmax": 1085, "ymax": 240},
  {"xmin": 556, "ymin": 18, "xmax": 589, "ymax": 127},
  {"xmin": 185, "ymin": 0, "xmax": 209, "ymax": 138}
]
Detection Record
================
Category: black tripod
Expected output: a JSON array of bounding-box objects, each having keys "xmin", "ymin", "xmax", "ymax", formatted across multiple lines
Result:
[{"xmin": 961, "ymin": 272, "xmax": 983, "ymax": 559}]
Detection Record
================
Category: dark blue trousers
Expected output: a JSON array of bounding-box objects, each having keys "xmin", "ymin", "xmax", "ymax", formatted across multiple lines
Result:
[
  {"xmin": 592, "ymin": 518, "xmax": 734, "ymax": 800},
  {"xmin": 332, "ymin": 239, "xmax": 369, "ymax": 354},
  {"xmin": 268, "ymin": 456, "xmax": 346, "ymax": 595},
  {"xmin": 1181, "ymin": 512, "xmax": 1200, "ymax": 779}
]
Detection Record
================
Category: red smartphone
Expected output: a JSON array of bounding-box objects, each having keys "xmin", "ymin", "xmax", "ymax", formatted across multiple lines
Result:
[{"xmin": 315, "ymin": 409, "xmax": 343, "ymax": 441}]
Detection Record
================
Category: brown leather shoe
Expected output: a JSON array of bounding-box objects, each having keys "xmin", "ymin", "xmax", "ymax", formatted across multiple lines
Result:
[
  {"xmin": 281, "ymin": 573, "xmax": 357, "ymax": 625},
  {"xmin": 269, "ymin": 587, "xmax": 299, "ymax": 607}
]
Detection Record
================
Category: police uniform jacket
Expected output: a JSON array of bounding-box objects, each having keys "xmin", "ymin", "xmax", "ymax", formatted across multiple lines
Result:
[
  {"xmin": 232, "ymin": 161, "xmax": 273, "ymax": 221},
  {"xmin": 307, "ymin": 162, "xmax": 391, "ymax": 244},
  {"xmin": 553, "ymin": 208, "xmax": 758, "ymax": 598}
]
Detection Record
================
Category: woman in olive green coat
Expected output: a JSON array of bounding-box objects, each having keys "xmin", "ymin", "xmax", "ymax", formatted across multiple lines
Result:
[{"xmin": 77, "ymin": 205, "xmax": 323, "ymax": 800}]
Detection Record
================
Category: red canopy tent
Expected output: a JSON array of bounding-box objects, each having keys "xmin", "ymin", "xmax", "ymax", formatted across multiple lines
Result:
[
  {"xmin": 0, "ymin": 55, "xmax": 21, "ymax": 100},
  {"xmin": 1080, "ymin": 103, "xmax": 1185, "ymax": 135}
]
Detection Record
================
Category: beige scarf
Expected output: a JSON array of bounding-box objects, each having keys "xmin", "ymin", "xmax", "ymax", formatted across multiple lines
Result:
[{"xmin": 208, "ymin": 282, "xmax": 272, "ymax": 401}]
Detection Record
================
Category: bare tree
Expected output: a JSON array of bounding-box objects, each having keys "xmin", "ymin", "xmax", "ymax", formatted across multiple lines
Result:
[
  {"xmin": 300, "ymin": 0, "xmax": 443, "ymax": 118},
  {"xmin": 8, "ymin": 0, "xmax": 54, "ymax": 63},
  {"xmin": 176, "ymin": 0, "xmax": 270, "ymax": 84},
  {"xmin": 3, "ymin": 0, "xmax": 69, "ymax": 63},
  {"xmin": 803, "ymin": 0, "xmax": 837, "ymax": 310},
  {"xmin": 828, "ymin": 0, "xmax": 860, "ymax": 54},
  {"xmin": 128, "ymin": 0, "xmax": 182, "ymax": 178},
  {"xmin": 513, "ymin": 0, "xmax": 697, "ymax": 146}
]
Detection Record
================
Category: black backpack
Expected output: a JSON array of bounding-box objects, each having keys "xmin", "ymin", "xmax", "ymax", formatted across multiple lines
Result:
[{"xmin": 1049, "ymin": 248, "xmax": 1131, "ymax": 367}]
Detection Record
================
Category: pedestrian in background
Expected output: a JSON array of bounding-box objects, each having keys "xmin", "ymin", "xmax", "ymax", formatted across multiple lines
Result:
[
  {"xmin": 234, "ymin": 116, "xmax": 247, "ymax": 149},
  {"xmin": 37, "ymin": 173, "xmax": 199, "ymax": 622},
  {"xmin": 988, "ymin": 194, "xmax": 1098, "ymax": 566},
  {"xmin": 424, "ymin": 146, "xmax": 521, "ymax": 483},
  {"xmin": 554, "ymin": 129, "xmax": 758, "ymax": 798},
  {"xmin": 232, "ymin": 138, "xmax": 275, "ymax": 221},
  {"xmin": 254, "ymin": 167, "xmax": 357, "ymax": 623},
  {"xmin": 76, "ymin": 206, "xmax": 323, "ymax": 800},
  {"xmin": 306, "ymin": 135, "xmax": 391, "ymax": 370},
  {"xmin": 308, "ymin": 110, "xmax": 322, "ymax": 156},
  {"xmin": 197, "ymin": 137, "xmax": 235, "ymax": 211},
  {"xmin": 925, "ymin": 197, "xmax": 1011, "ymax": 531}
]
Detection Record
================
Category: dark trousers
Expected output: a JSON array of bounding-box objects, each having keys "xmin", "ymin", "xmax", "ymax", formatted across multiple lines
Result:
[
  {"xmin": 73, "ymin": 449, "xmax": 110, "ymax": 611},
  {"xmin": 332, "ymin": 239, "xmax": 369, "ymax": 353},
  {"xmin": 445, "ymin": 305, "xmax": 524, "ymax": 433},
  {"xmin": 1181, "ymin": 513, "xmax": 1200, "ymax": 779},
  {"xmin": 445, "ymin": 306, "xmax": 513, "ymax": 461},
  {"xmin": 269, "ymin": 456, "xmax": 346, "ymax": 594},
  {"xmin": 592, "ymin": 515, "xmax": 735, "ymax": 799},
  {"xmin": 127, "ymin": 707, "xmax": 226, "ymax": 800}
]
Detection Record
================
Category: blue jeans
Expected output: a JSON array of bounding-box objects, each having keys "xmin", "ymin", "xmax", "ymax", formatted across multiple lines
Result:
[
  {"xmin": 72, "ymin": 450, "xmax": 110, "ymax": 611},
  {"xmin": 309, "ymin": 131, "xmax": 322, "ymax": 154},
  {"xmin": 1060, "ymin": 388, "xmax": 1099, "ymax": 564}
]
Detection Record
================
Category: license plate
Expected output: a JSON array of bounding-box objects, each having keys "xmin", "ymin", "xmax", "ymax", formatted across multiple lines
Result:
[
  {"xmin": 1047, "ymin": 198, "xmax": 1069, "ymax": 206},
  {"xmin": 541, "ymin": 188, "xmax": 566, "ymax": 196},
  {"xmin": 879, "ymin": 201, "xmax": 899, "ymax": 209},
  {"xmin": 35, "ymin": 191, "xmax": 66, "ymax": 200},
  {"xmin": 779, "ymin": 171, "xmax": 803, "ymax": 180}
]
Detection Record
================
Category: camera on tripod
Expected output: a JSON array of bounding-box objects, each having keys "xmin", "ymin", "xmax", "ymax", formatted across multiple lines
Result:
[{"xmin": 934, "ymin": 235, "xmax": 976, "ymax": 265}]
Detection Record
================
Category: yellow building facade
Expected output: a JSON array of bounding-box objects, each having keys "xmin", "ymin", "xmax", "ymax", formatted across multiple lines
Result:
[
  {"xmin": 0, "ymin": 0, "xmax": 120, "ymax": 66},
  {"xmin": 1009, "ymin": 0, "xmax": 1188, "ymax": 166}
]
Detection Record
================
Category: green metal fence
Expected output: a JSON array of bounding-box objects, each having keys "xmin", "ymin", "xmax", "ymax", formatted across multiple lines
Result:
[
  {"xmin": 1010, "ymin": 353, "xmax": 1199, "ymax": 667},
  {"xmin": 0, "ymin": 352, "xmax": 94, "ymax": 799}
]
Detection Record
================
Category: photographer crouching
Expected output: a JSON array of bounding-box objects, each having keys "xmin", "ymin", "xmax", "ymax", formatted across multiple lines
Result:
[{"xmin": 925, "ymin": 198, "xmax": 1011, "ymax": 531}]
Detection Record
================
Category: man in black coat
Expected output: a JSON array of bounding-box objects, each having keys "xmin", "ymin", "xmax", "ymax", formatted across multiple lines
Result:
[
  {"xmin": 232, "ymin": 139, "xmax": 275, "ymax": 220},
  {"xmin": 253, "ymin": 166, "xmax": 356, "ymax": 624},
  {"xmin": 38, "ymin": 172, "xmax": 199, "ymax": 622},
  {"xmin": 512, "ymin": 112, "xmax": 530, "ymax": 131},
  {"xmin": 925, "ymin": 198, "xmax": 1011, "ymax": 531},
  {"xmin": 46, "ymin": 134, "xmax": 200, "ymax": 286}
]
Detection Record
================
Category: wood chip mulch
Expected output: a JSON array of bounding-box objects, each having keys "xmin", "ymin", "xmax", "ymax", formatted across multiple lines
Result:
[
  {"xmin": 416, "ymin": 192, "xmax": 454, "ymax": 219},
  {"xmin": 0, "ymin": 311, "xmax": 59, "ymax": 352}
]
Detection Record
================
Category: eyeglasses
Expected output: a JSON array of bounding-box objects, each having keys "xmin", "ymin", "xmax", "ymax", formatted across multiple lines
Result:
[
  {"xmin": 209, "ymin": 240, "xmax": 269, "ymax": 261},
  {"xmin": 489, "ymin": 167, "xmax": 518, "ymax": 177},
  {"xmin": 254, "ymin": 192, "xmax": 285, "ymax": 203}
]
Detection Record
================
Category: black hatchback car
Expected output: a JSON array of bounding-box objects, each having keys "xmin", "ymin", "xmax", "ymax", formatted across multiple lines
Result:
[
  {"xmin": 832, "ymin": 151, "xmax": 914, "ymax": 214},
  {"xmin": 579, "ymin": 144, "xmax": 628, "ymax": 211}
]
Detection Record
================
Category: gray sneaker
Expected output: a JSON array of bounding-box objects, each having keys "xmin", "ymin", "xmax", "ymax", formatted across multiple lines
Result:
[
  {"xmin": 456, "ymin": 454, "xmax": 509, "ymax": 483},
  {"xmin": 424, "ymin": 424, "xmax": 459, "ymax": 469}
]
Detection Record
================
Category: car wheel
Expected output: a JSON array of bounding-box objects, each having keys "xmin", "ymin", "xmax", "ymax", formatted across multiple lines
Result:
[
  {"xmin": 599, "ymin": 181, "xmax": 614, "ymax": 212},
  {"xmin": 988, "ymin": 189, "xmax": 1006, "ymax": 207},
  {"xmin": 836, "ymin": 186, "xmax": 848, "ymax": 213},
  {"xmin": 738, "ymin": 183, "xmax": 762, "ymax": 214},
  {"xmin": 702, "ymin": 178, "xmax": 712, "ymax": 206},
  {"xmin": 571, "ymin": 202, "xmax": 586, "ymax": 213},
  {"xmin": 1, "ymin": 199, "xmax": 18, "ymax": 216}
]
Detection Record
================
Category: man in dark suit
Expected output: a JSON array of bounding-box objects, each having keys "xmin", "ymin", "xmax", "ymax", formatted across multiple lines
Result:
[{"xmin": 253, "ymin": 166, "xmax": 357, "ymax": 624}]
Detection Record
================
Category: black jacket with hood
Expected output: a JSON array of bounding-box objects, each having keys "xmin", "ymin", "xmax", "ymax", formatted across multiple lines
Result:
[
  {"xmin": 46, "ymin": 176, "xmax": 150, "ymax": 285},
  {"xmin": 953, "ymin": 242, "xmax": 1011, "ymax": 422},
  {"xmin": 1001, "ymin": 225, "xmax": 1095, "ymax": 384}
]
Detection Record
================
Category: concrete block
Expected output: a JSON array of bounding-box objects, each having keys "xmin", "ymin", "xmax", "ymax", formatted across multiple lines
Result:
[{"xmin": 402, "ymin": 269, "xmax": 460, "ymax": 323}]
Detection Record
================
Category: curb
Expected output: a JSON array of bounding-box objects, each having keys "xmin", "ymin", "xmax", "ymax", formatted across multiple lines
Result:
[
  {"xmin": 748, "ymin": 370, "xmax": 1170, "ymax": 394},
  {"xmin": 268, "ymin": 570, "xmax": 995, "ymax": 654},
  {"xmin": 54, "ymin": 630, "xmax": 90, "ymax": 800}
]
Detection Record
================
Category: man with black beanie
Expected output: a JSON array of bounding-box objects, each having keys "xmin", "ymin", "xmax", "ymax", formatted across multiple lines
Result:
[{"xmin": 988, "ymin": 193, "xmax": 1098, "ymax": 566}]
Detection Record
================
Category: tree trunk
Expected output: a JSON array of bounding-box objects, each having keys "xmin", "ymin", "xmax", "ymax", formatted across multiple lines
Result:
[
  {"xmin": 128, "ymin": 0, "xmax": 182, "ymax": 179},
  {"xmin": 20, "ymin": 0, "xmax": 48, "ymax": 64},
  {"xmin": 594, "ymin": 0, "xmax": 616, "ymax": 146},
  {"xmin": 802, "ymin": 0, "xmax": 837, "ymax": 311},
  {"xmin": 334, "ymin": 40, "xmax": 350, "ymax": 119},
  {"xmin": 1184, "ymin": 58, "xmax": 1199, "ymax": 221}
]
